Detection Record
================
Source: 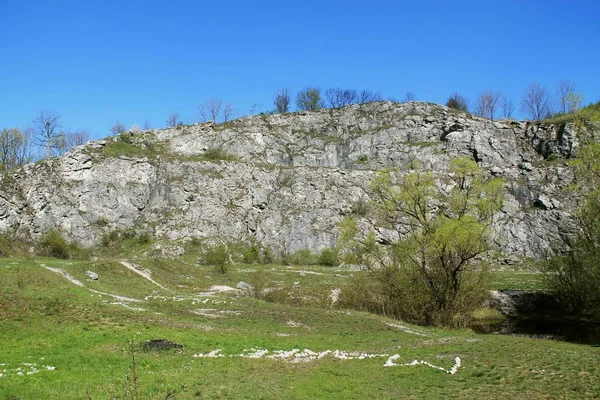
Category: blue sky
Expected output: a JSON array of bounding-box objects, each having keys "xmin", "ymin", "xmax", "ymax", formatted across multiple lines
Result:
[{"xmin": 1, "ymin": 0, "xmax": 599, "ymax": 140}]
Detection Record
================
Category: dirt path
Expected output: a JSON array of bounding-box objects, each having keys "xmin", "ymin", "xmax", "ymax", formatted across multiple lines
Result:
[
  {"xmin": 41, "ymin": 265, "xmax": 84, "ymax": 287},
  {"xmin": 119, "ymin": 261, "xmax": 172, "ymax": 292},
  {"xmin": 41, "ymin": 264, "xmax": 144, "ymax": 303}
]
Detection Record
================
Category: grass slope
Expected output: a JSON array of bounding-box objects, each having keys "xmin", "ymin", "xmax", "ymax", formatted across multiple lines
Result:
[{"xmin": 0, "ymin": 257, "xmax": 598, "ymax": 399}]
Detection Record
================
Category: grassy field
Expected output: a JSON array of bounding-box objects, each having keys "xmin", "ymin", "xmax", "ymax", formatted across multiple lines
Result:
[{"xmin": 0, "ymin": 255, "xmax": 598, "ymax": 399}]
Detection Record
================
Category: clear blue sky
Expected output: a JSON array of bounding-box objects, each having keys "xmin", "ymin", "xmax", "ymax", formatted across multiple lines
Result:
[{"xmin": 1, "ymin": 0, "xmax": 599, "ymax": 140}]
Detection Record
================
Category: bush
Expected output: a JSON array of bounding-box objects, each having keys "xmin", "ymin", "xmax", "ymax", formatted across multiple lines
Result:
[
  {"xmin": 318, "ymin": 247, "xmax": 339, "ymax": 266},
  {"xmin": 281, "ymin": 249, "xmax": 318, "ymax": 266},
  {"xmin": 338, "ymin": 158, "xmax": 503, "ymax": 327},
  {"xmin": 38, "ymin": 229, "xmax": 71, "ymax": 259},
  {"xmin": 198, "ymin": 243, "xmax": 233, "ymax": 274}
]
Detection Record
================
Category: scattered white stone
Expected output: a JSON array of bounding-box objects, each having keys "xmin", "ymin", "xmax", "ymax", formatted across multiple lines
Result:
[
  {"xmin": 329, "ymin": 288, "xmax": 341, "ymax": 304},
  {"xmin": 85, "ymin": 270, "xmax": 98, "ymax": 280},
  {"xmin": 383, "ymin": 354, "xmax": 462, "ymax": 374}
]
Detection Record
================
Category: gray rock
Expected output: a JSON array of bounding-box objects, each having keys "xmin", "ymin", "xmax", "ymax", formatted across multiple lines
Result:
[
  {"xmin": 236, "ymin": 281, "xmax": 253, "ymax": 291},
  {"xmin": 85, "ymin": 271, "xmax": 98, "ymax": 280},
  {"xmin": 0, "ymin": 102, "xmax": 593, "ymax": 259}
]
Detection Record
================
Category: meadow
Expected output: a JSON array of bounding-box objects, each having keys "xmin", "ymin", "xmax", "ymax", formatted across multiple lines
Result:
[{"xmin": 1, "ymin": 253, "xmax": 598, "ymax": 399}]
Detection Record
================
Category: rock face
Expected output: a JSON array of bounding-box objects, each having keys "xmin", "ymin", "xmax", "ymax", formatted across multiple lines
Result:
[{"xmin": 0, "ymin": 102, "xmax": 591, "ymax": 257}]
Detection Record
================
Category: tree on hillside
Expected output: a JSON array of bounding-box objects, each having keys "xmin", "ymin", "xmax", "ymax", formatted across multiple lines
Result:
[
  {"xmin": 197, "ymin": 99, "xmax": 233, "ymax": 123},
  {"xmin": 544, "ymin": 142, "xmax": 600, "ymax": 317},
  {"xmin": 556, "ymin": 79, "xmax": 583, "ymax": 114},
  {"xmin": 358, "ymin": 90, "xmax": 383, "ymax": 103},
  {"xmin": 29, "ymin": 110, "xmax": 63, "ymax": 158},
  {"xmin": 404, "ymin": 92, "xmax": 416, "ymax": 102},
  {"xmin": 446, "ymin": 92, "xmax": 469, "ymax": 111},
  {"xmin": 338, "ymin": 158, "xmax": 504, "ymax": 327},
  {"xmin": 64, "ymin": 129, "xmax": 90, "ymax": 151},
  {"xmin": 474, "ymin": 90, "xmax": 502, "ymax": 120},
  {"xmin": 0, "ymin": 127, "xmax": 32, "ymax": 170},
  {"xmin": 500, "ymin": 96, "xmax": 515, "ymax": 119},
  {"xmin": 166, "ymin": 111, "xmax": 181, "ymax": 127},
  {"xmin": 110, "ymin": 121, "xmax": 127, "ymax": 135},
  {"xmin": 143, "ymin": 119, "xmax": 152, "ymax": 130},
  {"xmin": 274, "ymin": 89, "xmax": 291, "ymax": 113},
  {"xmin": 325, "ymin": 88, "xmax": 359, "ymax": 108},
  {"xmin": 296, "ymin": 87, "xmax": 323, "ymax": 111},
  {"xmin": 520, "ymin": 83, "xmax": 552, "ymax": 120},
  {"xmin": 222, "ymin": 103, "xmax": 234, "ymax": 122}
]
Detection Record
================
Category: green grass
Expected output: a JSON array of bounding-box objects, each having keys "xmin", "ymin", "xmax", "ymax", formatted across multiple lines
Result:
[{"xmin": 0, "ymin": 256, "xmax": 598, "ymax": 399}]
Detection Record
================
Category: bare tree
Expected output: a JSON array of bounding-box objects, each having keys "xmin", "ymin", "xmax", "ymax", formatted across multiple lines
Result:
[
  {"xmin": 166, "ymin": 111, "xmax": 181, "ymax": 127},
  {"xmin": 446, "ymin": 92, "xmax": 469, "ymax": 111},
  {"xmin": 404, "ymin": 92, "xmax": 416, "ymax": 102},
  {"xmin": 143, "ymin": 119, "xmax": 152, "ymax": 130},
  {"xmin": 296, "ymin": 87, "xmax": 323, "ymax": 111},
  {"xmin": 0, "ymin": 127, "xmax": 32, "ymax": 169},
  {"xmin": 325, "ymin": 88, "xmax": 358, "ymax": 108},
  {"xmin": 222, "ymin": 103, "xmax": 234, "ymax": 122},
  {"xmin": 500, "ymin": 96, "xmax": 515, "ymax": 119},
  {"xmin": 474, "ymin": 90, "xmax": 502, "ymax": 120},
  {"xmin": 520, "ymin": 83, "xmax": 552, "ymax": 120},
  {"xmin": 198, "ymin": 99, "xmax": 225, "ymax": 122},
  {"xmin": 274, "ymin": 89, "xmax": 291, "ymax": 113},
  {"xmin": 556, "ymin": 79, "xmax": 583, "ymax": 114},
  {"xmin": 29, "ymin": 110, "xmax": 63, "ymax": 158},
  {"xmin": 358, "ymin": 90, "xmax": 383, "ymax": 103},
  {"xmin": 110, "ymin": 121, "xmax": 127, "ymax": 135},
  {"xmin": 65, "ymin": 129, "xmax": 90, "ymax": 149}
]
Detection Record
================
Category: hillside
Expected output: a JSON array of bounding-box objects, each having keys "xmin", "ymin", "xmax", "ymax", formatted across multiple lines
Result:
[{"xmin": 0, "ymin": 101, "xmax": 590, "ymax": 257}]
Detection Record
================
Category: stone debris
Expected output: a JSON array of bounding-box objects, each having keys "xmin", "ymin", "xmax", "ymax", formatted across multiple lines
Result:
[
  {"xmin": 383, "ymin": 354, "xmax": 462, "ymax": 374},
  {"xmin": 0, "ymin": 362, "xmax": 57, "ymax": 378},
  {"xmin": 85, "ymin": 270, "xmax": 98, "ymax": 280},
  {"xmin": 384, "ymin": 322, "xmax": 430, "ymax": 337},
  {"xmin": 329, "ymin": 288, "xmax": 341, "ymax": 305},
  {"xmin": 119, "ymin": 261, "xmax": 172, "ymax": 292},
  {"xmin": 190, "ymin": 308, "xmax": 242, "ymax": 318},
  {"xmin": 192, "ymin": 348, "xmax": 389, "ymax": 363}
]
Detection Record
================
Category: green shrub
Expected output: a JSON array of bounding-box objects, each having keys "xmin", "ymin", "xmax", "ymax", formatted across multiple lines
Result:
[
  {"xmin": 203, "ymin": 148, "xmax": 236, "ymax": 162},
  {"xmin": 281, "ymin": 249, "xmax": 318, "ymax": 266},
  {"xmin": 198, "ymin": 243, "xmax": 233, "ymax": 274},
  {"xmin": 318, "ymin": 247, "xmax": 339, "ymax": 266},
  {"xmin": 38, "ymin": 229, "xmax": 71, "ymax": 259}
]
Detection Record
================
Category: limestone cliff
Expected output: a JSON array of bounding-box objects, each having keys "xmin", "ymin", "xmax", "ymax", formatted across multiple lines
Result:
[{"xmin": 0, "ymin": 102, "xmax": 589, "ymax": 258}]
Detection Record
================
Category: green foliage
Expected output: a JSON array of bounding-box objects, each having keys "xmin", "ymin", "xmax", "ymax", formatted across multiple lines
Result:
[
  {"xmin": 100, "ymin": 228, "xmax": 153, "ymax": 249},
  {"xmin": 339, "ymin": 157, "xmax": 504, "ymax": 327},
  {"xmin": 0, "ymin": 127, "xmax": 32, "ymax": 170},
  {"xmin": 318, "ymin": 247, "xmax": 339, "ymax": 266},
  {"xmin": 37, "ymin": 229, "xmax": 71, "ymax": 259},
  {"xmin": 296, "ymin": 87, "xmax": 323, "ymax": 111},
  {"xmin": 543, "ymin": 142, "xmax": 600, "ymax": 317},
  {"xmin": 281, "ymin": 249, "xmax": 319, "ymax": 266},
  {"xmin": 202, "ymin": 148, "xmax": 236, "ymax": 162}
]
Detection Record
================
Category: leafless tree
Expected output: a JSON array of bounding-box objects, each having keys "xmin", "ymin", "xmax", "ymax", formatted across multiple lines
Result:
[
  {"xmin": 222, "ymin": 103, "xmax": 234, "ymax": 122},
  {"xmin": 556, "ymin": 79, "xmax": 583, "ymax": 114},
  {"xmin": 404, "ymin": 92, "xmax": 416, "ymax": 102},
  {"xmin": 500, "ymin": 96, "xmax": 515, "ymax": 119},
  {"xmin": 199, "ymin": 99, "xmax": 222, "ymax": 122},
  {"xmin": 29, "ymin": 110, "xmax": 63, "ymax": 158},
  {"xmin": 143, "ymin": 119, "xmax": 152, "ymax": 130},
  {"xmin": 66, "ymin": 129, "xmax": 90, "ymax": 149},
  {"xmin": 0, "ymin": 127, "xmax": 32, "ymax": 169},
  {"xmin": 166, "ymin": 111, "xmax": 181, "ymax": 127},
  {"xmin": 325, "ymin": 88, "xmax": 358, "ymax": 108},
  {"xmin": 110, "ymin": 121, "xmax": 127, "ymax": 135},
  {"xmin": 520, "ymin": 83, "xmax": 552, "ymax": 120},
  {"xmin": 358, "ymin": 90, "xmax": 383, "ymax": 103},
  {"xmin": 446, "ymin": 92, "xmax": 469, "ymax": 111},
  {"xmin": 474, "ymin": 90, "xmax": 502, "ymax": 120},
  {"xmin": 274, "ymin": 89, "xmax": 291, "ymax": 113}
]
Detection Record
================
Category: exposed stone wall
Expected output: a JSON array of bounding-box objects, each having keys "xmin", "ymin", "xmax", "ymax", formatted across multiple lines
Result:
[{"xmin": 0, "ymin": 102, "xmax": 590, "ymax": 257}]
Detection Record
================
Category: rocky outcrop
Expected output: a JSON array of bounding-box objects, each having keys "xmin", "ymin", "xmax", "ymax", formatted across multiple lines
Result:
[{"xmin": 0, "ymin": 102, "xmax": 592, "ymax": 256}]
